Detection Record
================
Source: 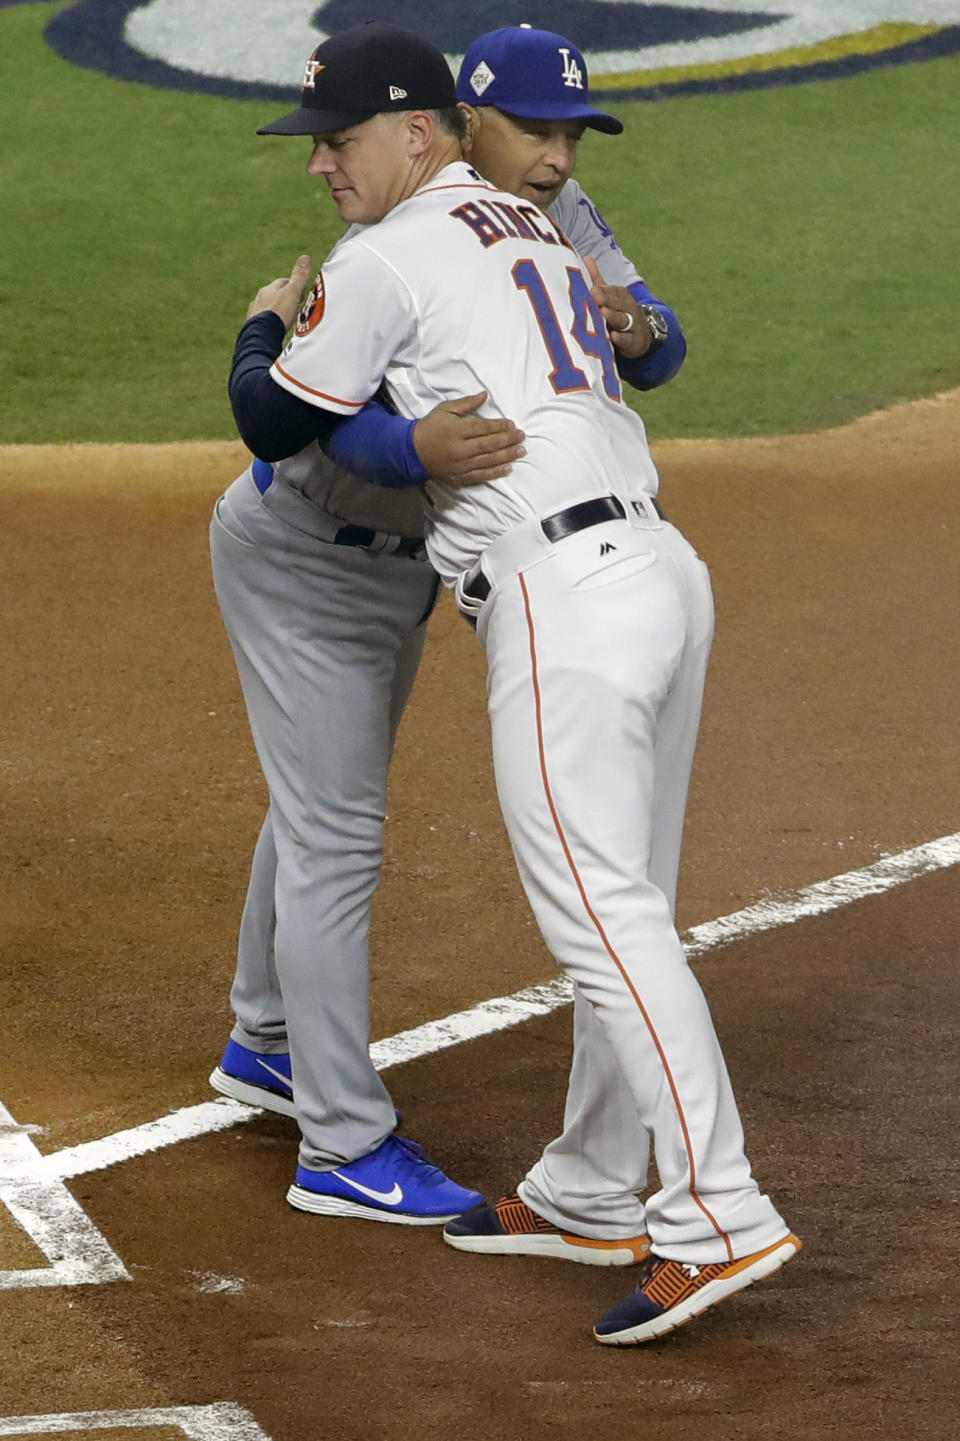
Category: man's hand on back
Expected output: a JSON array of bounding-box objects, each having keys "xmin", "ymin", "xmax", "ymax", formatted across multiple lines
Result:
[{"xmin": 414, "ymin": 392, "xmax": 525, "ymax": 487}]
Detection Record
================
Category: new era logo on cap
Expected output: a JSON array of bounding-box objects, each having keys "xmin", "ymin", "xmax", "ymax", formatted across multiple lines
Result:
[{"xmin": 389, "ymin": 84, "xmax": 408, "ymax": 100}]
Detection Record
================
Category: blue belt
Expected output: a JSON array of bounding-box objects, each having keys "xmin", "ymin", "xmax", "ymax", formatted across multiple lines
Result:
[
  {"xmin": 251, "ymin": 459, "xmax": 425, "ymax": 559},
  {"xmin": 252, "ymin": 457, "xmax": 274, "ymax": 494}
]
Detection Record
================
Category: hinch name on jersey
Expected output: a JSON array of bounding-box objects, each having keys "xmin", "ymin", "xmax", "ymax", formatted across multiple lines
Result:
[{"xmin": 450, "ymin": 199, "xmax": 574, "ymax": 251}]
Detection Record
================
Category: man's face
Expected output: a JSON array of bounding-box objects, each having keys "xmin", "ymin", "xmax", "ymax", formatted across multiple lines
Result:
[
  {"xmin": 306, "ymin": 112, "xmax": 412, "ymax": 224},
  {"xmin": 464, "ymin": 107, "xmax": 585, "ymax": 210}
]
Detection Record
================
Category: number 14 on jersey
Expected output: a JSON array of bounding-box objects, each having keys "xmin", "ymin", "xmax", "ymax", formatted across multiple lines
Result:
[{"xmin": 512, "ymin": 260, "xmax": 622, "ymax": 403}]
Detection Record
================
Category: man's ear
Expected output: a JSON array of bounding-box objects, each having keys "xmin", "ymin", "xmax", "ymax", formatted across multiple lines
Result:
[
  {"xmin": 459, "ymin": 102, "xmax": 479, "ymax": 157},
  {"xmin": 406, "ymin": 109, "xmax": 436, "ymax": 156}
]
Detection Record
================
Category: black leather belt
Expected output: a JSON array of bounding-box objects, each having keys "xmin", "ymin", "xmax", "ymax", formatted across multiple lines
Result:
[
  {"xmin": 464, "ymin": 494, "xmax": 664, "ymax": 604},
  {"xmin": 332, "ymin": 523, "xmax": 425, "ymax": 559},
  {"xmin": 541, "ymin": 493, "xmax": 626, "ymax": 542}
]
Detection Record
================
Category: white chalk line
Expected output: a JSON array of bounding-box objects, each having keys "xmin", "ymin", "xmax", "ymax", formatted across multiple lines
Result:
[
  {"xmin": 41, "ymin": 1101, "xmax": 256, "ymax": 1184},
  {"xmin": 28, "ymin": 829, "xmax": 960, "ymax": 1185},
  {"xmin": 0, "ymin": 1402, "xmax": 271, "ymax": 1439},
  {"xmin": 3, "ymin": 830, "xmax": 959, "ymax": 1291},
  {"xmin": 0, "ymin": 1100, "xmax": 129, "ymax": 1291}
]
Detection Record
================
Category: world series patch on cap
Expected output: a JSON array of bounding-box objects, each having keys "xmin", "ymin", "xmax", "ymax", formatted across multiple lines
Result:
[
  {"xmin": 455, "ymin": 26, "xmax": 623, "ymax": 135},
  {"xmin": 258, "ymin": 22, "xmax": 456, "ymax": 136}
]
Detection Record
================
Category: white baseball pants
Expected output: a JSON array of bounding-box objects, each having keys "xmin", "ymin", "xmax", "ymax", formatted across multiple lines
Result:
[{"xmin": 465, "ymin": 504, "xmax": 788, "ymax": 1263}]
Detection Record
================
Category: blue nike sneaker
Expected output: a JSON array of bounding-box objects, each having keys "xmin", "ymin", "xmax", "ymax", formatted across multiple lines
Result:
[
  {"xmin": 210, "ymin": 1039, "xmax": 407, "ymax": 1129},
  {"xmin": 209, "ymin": 1038, "xmax": 295, "ymax": 1118},
  {"xmin": 287, "ymin": 1134, "xmax": 484, "ymax": 1225}
]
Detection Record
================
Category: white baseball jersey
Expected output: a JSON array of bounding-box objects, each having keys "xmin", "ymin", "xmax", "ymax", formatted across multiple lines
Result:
[
  {"xmin": 270, "ymin": 161, "xmax": 660, "ymax": 586},
  {"xmin": 266, "ymin": 218, "xmax": 426, "ymax": 538}
]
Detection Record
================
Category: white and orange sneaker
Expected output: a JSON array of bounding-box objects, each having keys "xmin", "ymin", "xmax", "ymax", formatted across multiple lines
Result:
[
  {"xmin": 443, "ymin": 1192, "xmax": 650, "ymax": 1267},
  {"xmin": 593, "ymin": 1233, "xmax": 802, "ymax": 1344}
]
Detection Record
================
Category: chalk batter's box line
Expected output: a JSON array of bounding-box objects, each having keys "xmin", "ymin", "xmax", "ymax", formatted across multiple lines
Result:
[
  {"xmin": 17, "ymin": 829, "xmax": 960, "ymax": 1183},
  {"xmin": 2, "ymin": 830, "xmax": 959, "ymax": 1293},
  {"xmin": 0, "ymin": 1099, "xmax": 130, "ymax": 1290},
  {"xmin": 0, "ymin": 1401, "xmax": 271, "ymax": 1438}
]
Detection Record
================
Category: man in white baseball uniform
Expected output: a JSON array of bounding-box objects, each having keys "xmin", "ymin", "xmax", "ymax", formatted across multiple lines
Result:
[
  {"xmin": 231, "ymin": 23, "xmax": 800, "ymax": 1343},
  {"xmin": 212, "ymin": 27, "xmax": 688, "ymax": 1231}
]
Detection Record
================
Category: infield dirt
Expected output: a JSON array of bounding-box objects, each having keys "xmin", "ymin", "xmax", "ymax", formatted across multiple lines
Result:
[{"xmin": 1, "ymin": 392, "xmax": 958, "ymax": 1439}]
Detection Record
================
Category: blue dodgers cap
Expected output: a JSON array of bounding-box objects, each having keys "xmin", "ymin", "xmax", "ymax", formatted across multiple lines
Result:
[{"xmin": 456, "ymin": 26, "xmax": 623, "ymax": 135}]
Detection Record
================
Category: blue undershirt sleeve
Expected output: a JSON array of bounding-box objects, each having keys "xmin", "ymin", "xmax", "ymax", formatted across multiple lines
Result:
[
  {"xmin": 616, "ymin": 282, "xmax": 687, "ymax": 392},
  {"xmin": 324, "ymin": 395, "xmax": 428, "ymax": 488}
]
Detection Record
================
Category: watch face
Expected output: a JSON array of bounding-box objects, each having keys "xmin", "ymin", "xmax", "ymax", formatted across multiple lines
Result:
[{"xmin": 642, "ymin": 306, "xmax": 669, "ymax": 345}]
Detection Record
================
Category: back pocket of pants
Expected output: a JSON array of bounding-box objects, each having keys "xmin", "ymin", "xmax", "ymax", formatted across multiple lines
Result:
[
  {"xmin": 213, "ymin": 493, "xmax": 256, "ymax": 547},
  {"xmin": 552, "ymin": 526, "xmax": 657, "ymax": 591}
]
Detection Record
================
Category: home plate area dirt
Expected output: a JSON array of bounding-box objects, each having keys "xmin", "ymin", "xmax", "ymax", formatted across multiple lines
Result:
[{"xmin": 1, "ymin": 392, "xmax": 958, "ymax": 1440}]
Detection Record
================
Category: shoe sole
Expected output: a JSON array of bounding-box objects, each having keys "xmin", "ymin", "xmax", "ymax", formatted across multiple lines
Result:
[
  {"xmin": 593, "ymin": 1234, "xmax": 802, "ymax": 1345},
  {"xmin": 286, "ymin": 1184, "xmax": 459, "ymax": 1225},
  {"xmin": 443, "ymin": 1230, "xmax": 650, "ymax": 1266},
  {"xmin": 209, "ymin": 1066, "xmax": 296, "ymax": 1119}
]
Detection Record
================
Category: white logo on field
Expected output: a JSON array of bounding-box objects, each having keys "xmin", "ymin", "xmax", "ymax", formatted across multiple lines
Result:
[
  {"xmin": 389, "ymin": 84, "xmax": 408, "ymax": 100},
  {"xmin": 469, "ymin": 60, "xmax": 495, "ymax": 95},
  {"xmin": 57, "ymin": 2, "xmax": 960, "ymax": 96},
  {"xmin": 559, "ymin": 47, "xmax": 585, "ymax": 89}
]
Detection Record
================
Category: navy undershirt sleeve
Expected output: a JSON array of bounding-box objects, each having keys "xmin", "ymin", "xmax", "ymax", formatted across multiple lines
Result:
[
  {"xmin": 228, "ymin": 313, "xmax": 426, "ymax": 485},
  {"xmin": 229, "ymin": 312, "xmax": 340, "ymax": 461},
  {"xmin": 616, "ymin": 282, "xmax": 687, "ymax": 392}
]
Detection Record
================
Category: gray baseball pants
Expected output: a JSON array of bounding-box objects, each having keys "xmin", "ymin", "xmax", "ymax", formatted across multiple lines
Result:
[{"xmin": 210, "ymin": 468, "xmax": 438, "ymax": 1170}]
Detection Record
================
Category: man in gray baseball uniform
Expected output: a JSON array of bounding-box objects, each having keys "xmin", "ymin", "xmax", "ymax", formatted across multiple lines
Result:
[
  {"xmin": 457, "ymin": 26, "xmax": 683, "ymax": 388},
  {"xmin": 210, "ymin": 24, "xmax": 688, "ymax": 1237}
]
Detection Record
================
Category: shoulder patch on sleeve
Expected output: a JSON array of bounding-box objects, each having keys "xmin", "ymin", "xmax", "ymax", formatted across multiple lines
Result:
[{"xmin": 295, "ymin": 271, "xmax": 326, "ymax": 335}]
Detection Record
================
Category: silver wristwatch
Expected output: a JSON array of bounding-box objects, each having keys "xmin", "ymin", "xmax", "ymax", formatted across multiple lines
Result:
[{"xmin": 639, "ymin": 304, "xmax": 669, "ymax": 353}]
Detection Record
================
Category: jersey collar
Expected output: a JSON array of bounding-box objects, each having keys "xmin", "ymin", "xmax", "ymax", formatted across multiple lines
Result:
[{"xmin": 413, "ymin": 160, "xmax": 494, "ymax": 199}]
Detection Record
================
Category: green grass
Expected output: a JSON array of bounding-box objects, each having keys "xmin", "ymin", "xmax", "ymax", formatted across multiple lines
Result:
[
  {"xmin": 583, "ymin": 61, "xmax": 960, "ymax": 437},
  {"xmin": 2, "ymin": 1, "xmax": 959, "ymax": 442}
]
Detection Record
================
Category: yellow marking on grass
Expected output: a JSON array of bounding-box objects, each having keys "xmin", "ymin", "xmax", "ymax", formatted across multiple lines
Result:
[{"xmin": 592, "ymin": 23, "xmax": 941, "ymax": 91}]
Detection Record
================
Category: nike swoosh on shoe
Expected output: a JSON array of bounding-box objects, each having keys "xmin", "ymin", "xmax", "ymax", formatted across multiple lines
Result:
[
  {"xmin": 331, "ymin": 1174, "xmax": 404, "ymax": 1206},
  {"xmin": 255, "ymin": 1058, "xmax": 293, "ymax": 1091}
]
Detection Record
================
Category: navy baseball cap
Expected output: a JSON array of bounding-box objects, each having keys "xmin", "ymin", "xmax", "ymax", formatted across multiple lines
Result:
[
  {"xmin": 456, "ymin": 26, "xmax": 623, "ymax": 135},
  {"xmin": 258, "ymin": 23, "xmax": 456, "ymax": 136}
]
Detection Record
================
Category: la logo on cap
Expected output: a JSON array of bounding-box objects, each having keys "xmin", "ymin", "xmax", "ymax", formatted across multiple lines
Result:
[
  {"xmin": 469, "ymin": 60, "xmax": 495, "ymax": 96},
  {"xmin": 559, "ymin": 47, "xmax": 584, "ymax": 89},
  {"xmin": 303, "ymin": 58, "xmax": 324, "ymax": 90}
]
